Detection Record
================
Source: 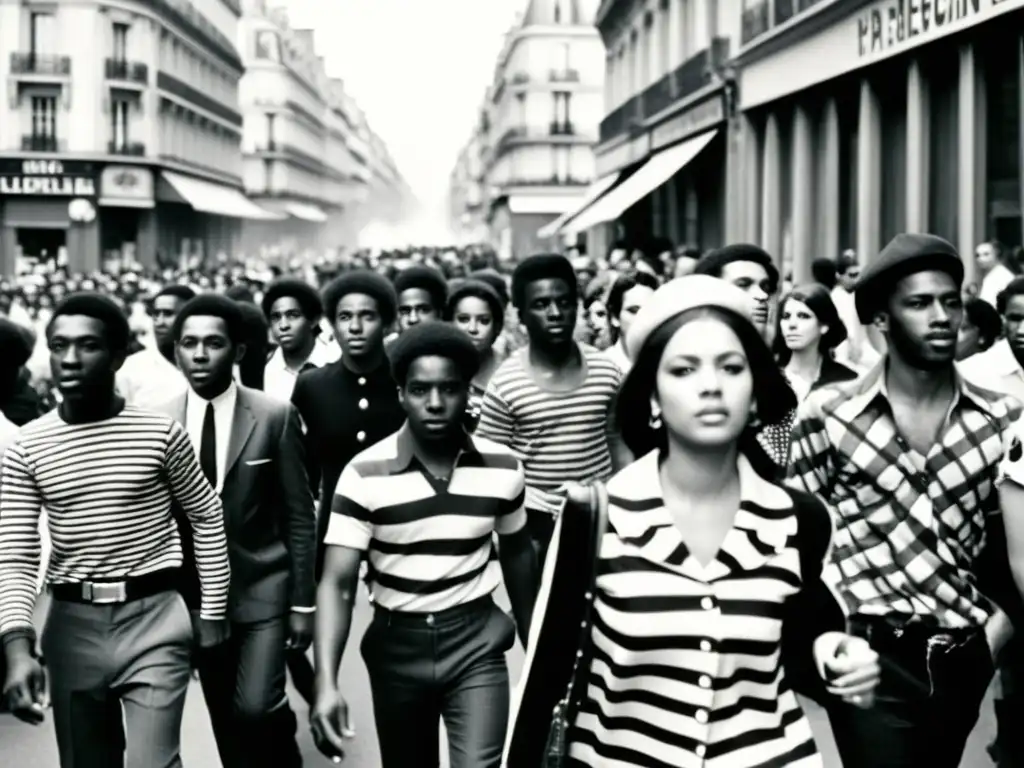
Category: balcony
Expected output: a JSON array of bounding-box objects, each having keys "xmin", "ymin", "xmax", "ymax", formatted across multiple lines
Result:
[
  {"xmin": 549, "ymin": 121, "xmax": 575, "ymax": 136},
  {"xmin": 9, "ymin": 52, "xmax": 71, "ymax": 76},
  {"xmin": 105, "ymin": 58, "xmax": 148, "ymax": 85},
  {"xmin": 600, "ymin": 37, "xmax": 731, "ymax": 144},
  {"xmin": 21, "ymin": 135, "xmax": 59, "ymax": 152},
  {"xmin": 108, "ymin": 141, "xmax": 146, "ymax": 156},
  {"xmin": 548, "ymin": 68, "xmax": 580, "ymax": 83}
]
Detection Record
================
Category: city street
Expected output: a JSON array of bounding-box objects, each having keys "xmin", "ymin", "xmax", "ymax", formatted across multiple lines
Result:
[{"xmin": 0, "ymin": 588, "xmax": 999, "ymax": 767}]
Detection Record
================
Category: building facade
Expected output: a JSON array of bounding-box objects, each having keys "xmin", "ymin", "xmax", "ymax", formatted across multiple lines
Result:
[
  {"xmin": 729, "ymin": 0, "xmax": 1024, "ymax": 285},
  {"xmin": 449, "ymin": 0, "xmax": 606, "ymax": 260},
  {"xmin": 543, "ymin": 0, "xmax": 737, "ymax": 259},
  {"xmin": 0, "ymin": 0, "xmax": 288, "ymax": 277}
]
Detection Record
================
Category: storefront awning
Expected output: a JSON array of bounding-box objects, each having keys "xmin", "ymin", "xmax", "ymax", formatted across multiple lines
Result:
[
  {"xmin": 566, "ymin": 130, "xmax": 718, "ymax": 233},
  {"xmin": 507, "ymin": 195, "xmax": 578, "ymax": 215},
  {"xmin": 284, "ymin": 202, "xmax": 328, "ymax": 223},
  {"xmin": 536, "ymin": 173, "xmax": 620, "ymax": 238},
  {"xmin": 162, "ymin": 171, "xmax": 284, "ymax": 220}
]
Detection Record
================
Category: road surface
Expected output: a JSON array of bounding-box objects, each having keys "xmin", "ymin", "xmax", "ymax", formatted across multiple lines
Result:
[{"xmin": 0, "ymin": 589, "xmax": 998, "ymax": 767}]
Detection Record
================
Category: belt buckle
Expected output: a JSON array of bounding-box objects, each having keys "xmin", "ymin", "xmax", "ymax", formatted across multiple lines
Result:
[{"xmin": 83, "ymin": 581, "xmax": 127, "ymax": 604}]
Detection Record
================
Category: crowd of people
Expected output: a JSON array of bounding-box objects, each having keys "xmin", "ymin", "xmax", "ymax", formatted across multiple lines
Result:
[{"xmin": 0, "ymin": 232, "xmax": 1022, "ymax": 768}]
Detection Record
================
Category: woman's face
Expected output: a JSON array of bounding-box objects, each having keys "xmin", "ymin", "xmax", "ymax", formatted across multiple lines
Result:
[
  {"xmin": 780, "ymin": 298, "xmax": 825, "ymax": 353},
  {"xmin": 452, "ymin": 296, "xmax": 497, "ymax": 352},
  {"xmin": 587, "ymin": 300, "xmax": 610, "ymax": 337},
  {"xmin": 616, "ymin": 284, "xmax": 655, "ymax": 342},
  {"xmin": 955, "ymin": 315, "xmax": 981, "ymax": 361},
  {"xmin": 655, "ymin": 317, "xmax": 754, "ymax": 449}
]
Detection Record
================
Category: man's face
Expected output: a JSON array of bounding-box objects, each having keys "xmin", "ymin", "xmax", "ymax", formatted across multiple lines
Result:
[
  {"xmin": 397, "ymin": 288, "xmax": 439, "ymax": 333},
  {"xmin": 976, "ymin": 243, "xmax": 997, "ymax": 274},
  {"xmin": 175, "ymin": 315, "xmax": 242, "ymax": 399},
  {"xmin": 838, "ymin": 264, "xmax": 861, "ymax": 292},
  {"xmin": 719, "ymin": 261, "xmax": 775, "ymax": 333},
  {"xmin": 151, "ymin": 295, "xmax": 186, "ymax": 348},
  {"xmin": 399, "ymin": 356, "xmax": 467, "ymax": 444},
  {"xmin": 268, "ymin": 296, "xmax": 313, "ymax": 354},
  {"xmin": 878, "ymin": 271, "xmax": 962, "ymax": 369},
  {"xmin": 1003, "ymin": 294, "xmax": 1024, "ymax": 359},
  {"xmin": 521, "ymin": 278, "xmax": 577, "ymax": 350},
  {"xmin": 333, "ymin": 293, "xmax": 385, "ymax": 361},
  {"xmin": 47, "ymin": 315, "xmax": 123, "ymax": 403}
]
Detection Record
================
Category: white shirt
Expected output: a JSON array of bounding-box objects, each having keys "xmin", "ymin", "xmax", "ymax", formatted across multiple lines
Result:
[
  {"xmin": 980, "ymin": 263, "xmax": 1016, "ymax": 308},
  {"xmin": 958, "ymin": 339, "xmax": 1024, "ymax": 403},
  {"xmin": 263, "ymin": 335, "xmax": 340, "ymax": 403},
  {"xmin": 117, "ymin": 347, "xmax": 189, "ymax": 409},
  {"xmin": 0, "ymin": 413, "xmax": 47, "ymax": 593},
  {"xmin": 605, "ymin": 339, "xmax": 631, "ymax": 374},
  {"xmin": 184, "ymin": 382, "xmax": 237, "ymax": 494}
]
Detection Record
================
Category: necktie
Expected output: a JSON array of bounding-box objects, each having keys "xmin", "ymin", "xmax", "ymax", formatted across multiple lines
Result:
[{"xmin": 200, "ymin": 401, "xmax": 217, "ymax": 489}]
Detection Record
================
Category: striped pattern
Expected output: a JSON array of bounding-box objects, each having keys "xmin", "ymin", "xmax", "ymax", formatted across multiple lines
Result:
[
  {"xmin": 324, "ymin": 426, "xmax": 527, "ymax": 612},
  {"xmin": 475, "ymin": 345, "xmax": 623, "ymax": 515},
  {"xmin": 0, "ymin": 407, "xmax": 231, "ymax": 634},
  {"xmin": 568, "ymin": 451, "xmax": 832, "ymax": 768}
]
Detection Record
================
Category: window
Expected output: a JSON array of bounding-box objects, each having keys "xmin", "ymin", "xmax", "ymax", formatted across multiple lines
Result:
[
  {"xmin": 265, "ymin": 113, "xmax": 277, "ymax": 149},
  {"xmin": 553, "ymin": 146, "xmax": 570, "ymax": 182},
  {"xmin": 552, "ymin": 92, "xmax": 571, "ymax": 132},
  {"xmin": 30, "ymin": 12, "xmax": 55, "ymax": 55},
  {"xmin": 111, "ymin": 98, "xmax": 130, "ymax": 150},
  {"xmin": 112, "ymin": 23, "xmax": 128, "ymax": 62},
  {"xmin": 31, "ymin": 95, "xmax": 57, "ymax": 148}
]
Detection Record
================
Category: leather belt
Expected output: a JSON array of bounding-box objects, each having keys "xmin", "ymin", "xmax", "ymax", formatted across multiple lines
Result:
[{"xmin": 50, "ymin": 569, "xmax": 181, "ymax": 605}]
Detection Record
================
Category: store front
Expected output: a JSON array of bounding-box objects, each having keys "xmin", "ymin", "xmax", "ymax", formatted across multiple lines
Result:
[
  {"xmin": 0, "ymin": 158, "xmax": 100, "ymax": 276},
  {"xmin": 99, "ymin": 164, "xmax": 154, "ymax": 272},
  {"xmin": 732, "ymin": 0, "xmax": 1024, "ymax": 284}
]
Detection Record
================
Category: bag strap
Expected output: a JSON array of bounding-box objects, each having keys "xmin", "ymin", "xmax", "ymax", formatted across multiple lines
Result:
[{"xmin": 559, "ymin": 482, "xmax": 609, "ymax": 721}]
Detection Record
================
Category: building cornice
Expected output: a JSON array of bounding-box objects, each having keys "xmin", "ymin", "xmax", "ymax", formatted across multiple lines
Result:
[
  {"xmin": 733, "ymin": 0, "xmax": 874, "ymax": 67},
  {"xmin": 123, "ymin": 0, "xmax": 244, "ymax": 72}
]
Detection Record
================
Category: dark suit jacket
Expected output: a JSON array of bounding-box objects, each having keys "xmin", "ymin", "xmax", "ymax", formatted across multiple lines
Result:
[{"xmin": 159, "ymin": 386, "xmax": 316, "ymax": 623}]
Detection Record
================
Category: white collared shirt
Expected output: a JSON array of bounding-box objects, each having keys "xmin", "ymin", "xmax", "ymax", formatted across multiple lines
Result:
[
  {"xmin": 958, "ymin": 338, "xmax": 1024, "ymax": 403},
  {"xmin": 117, "ymin": 347, "xmax": 189, "ymax": 409},
  {"xmin": 263, "ymin": 335, "xmax": 340, "ymax": 403},
  {"xmin": 184, "ymin": 381, "xmax": 238, "ymax": 494}
]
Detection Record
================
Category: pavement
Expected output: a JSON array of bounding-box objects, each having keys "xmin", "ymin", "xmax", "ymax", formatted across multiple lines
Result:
[{"xmin": 0, "ymin": 589, "xmax": 998, "ymax": 767}]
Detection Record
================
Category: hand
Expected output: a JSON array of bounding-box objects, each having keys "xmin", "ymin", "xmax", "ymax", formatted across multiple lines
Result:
[
  {"xmin": 191, "ymin": 614, "xmax": 231, "ymax": 649},
  {"xmin": 310, "ymin": 688, "xmax": 356, "ymax": 762},
  {"xmin": 287, "ymin": 610, "xmax": 314, "ymax": 652},
  {"xmin": 3, "ymin": 654, "xmax": 48, "ymax": 725},
  {"xmin": 814, "ymin": 632, "xmax": 880, "ymax": 707}
]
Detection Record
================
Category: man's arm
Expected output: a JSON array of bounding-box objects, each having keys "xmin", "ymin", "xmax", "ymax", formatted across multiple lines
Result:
[
  {"xmin": 163, "ymin": 421, "xmax": 231, "ymax": 622},
  {"xmin": 475, "ymin": 380, "xmax": 515, "ymax": 445},
  {"xmin": 496, "ymin": 470, "xmax": 537, "ymax": 645},
  {"xmin": 277, "ymin": 404, "xmax": 316, "ymax": 611},
  {"xmin": 0, "ymin": 443, "xmax": 44, "ymax": 659},
  {"xmin": 290, "ymin": 374, "xmax": 322, "ymax": 497}
]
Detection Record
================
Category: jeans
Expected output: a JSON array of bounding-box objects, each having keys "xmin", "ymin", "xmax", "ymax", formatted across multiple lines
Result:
[
  {"xmin": 360, "ymin": 596, "xmax": 516, "ymax": 768},
  {"xmin": 827, "ymin": 615, "xmax": 994, "ymax": 768}
]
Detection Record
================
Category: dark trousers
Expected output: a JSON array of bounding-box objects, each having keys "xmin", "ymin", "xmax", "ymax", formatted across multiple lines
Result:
[
  {"xmin": 526, "ymin": 509, "xmax": 556, "ymax": 570},
  {"xmin": 360, "ymin": 596, "xmax": 516, "ymax": 768},
  {"xmin": 41, "ymin": 590, "xmax": 193, "ymax": 768},
  {"xmin": 993, "ymin": 637, "xmax": 1024, "ymax": 767},
  {"xmin": 195, "ymin": 613, "xmax": 301, "ymax": 768},
  {"xmin": 827, "ymin": 616, "xmax": 994, "ymax": 768}
]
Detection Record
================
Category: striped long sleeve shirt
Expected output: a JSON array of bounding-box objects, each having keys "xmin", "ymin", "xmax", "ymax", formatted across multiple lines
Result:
[{"xmin": 0, "ymin": 408, "xmax": 231, "ymax": 638}]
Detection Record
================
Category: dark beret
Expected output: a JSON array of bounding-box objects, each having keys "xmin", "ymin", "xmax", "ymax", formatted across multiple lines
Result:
[
  {"xmin": 393, "ymin": 265, "xmax": 448, "ymax": 312},
  {"xmin": 171, "ymin": 294, "xmax": 245, "ymax": 344},
  {"xmin": 48, "ymin": 292, "xmax": 131, "ymax": 353},
  {"xmin": 261, "ymin": 278, "xmax": 322, "ymax": 321},
  {"xmin": 511, "ymin": 254, "xmax": 577, "ymax": 309},
  {"xmin": 468, "ymin": 268, "xmax": 510, "ymax": 307},
  {"xmin": 322, "ymin": 270, "xmax": 398, "ymax": 327},
  {"xmin": 445, "ymin": 279, "xmax": 506, "ymax": 338},
  {"xmin": 0, "ymin": 317, "xmax": 33, "ymax": 369},
  {"xmin": 693, "ymin": 244, "xmax": 780, "ymax": 290},
  {"xmin": 854, "ymin": 233, "xmax": 964, "ymax": 323},
  {"xmin": 389, "ymin": 321, "xmax": 480, "ymax": 385}
]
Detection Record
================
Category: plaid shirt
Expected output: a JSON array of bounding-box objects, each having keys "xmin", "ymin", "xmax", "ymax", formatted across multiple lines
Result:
[{"xmin": 787, "ymin": 362, "xmax": 1021, "ymax": 628}]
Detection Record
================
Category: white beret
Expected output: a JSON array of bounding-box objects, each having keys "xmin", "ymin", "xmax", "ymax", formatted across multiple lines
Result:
[{"xmin": 624, "ymin": 275, "xmax": 754, "ymax": 362}]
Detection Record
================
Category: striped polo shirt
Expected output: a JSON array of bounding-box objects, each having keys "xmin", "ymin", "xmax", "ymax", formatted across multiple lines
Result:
[
  {"xmin": 475, "ymin": 344, "xmax": 623, "ymax": 516},
  {"xmin": 324, "ymin": 424, "xmax": 527, "ymax": 612}
]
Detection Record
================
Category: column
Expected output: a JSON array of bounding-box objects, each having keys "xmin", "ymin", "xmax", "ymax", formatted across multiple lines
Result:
[
  {"xmin": 819, "ymin": 98, "xmax": 840, "ymax": 259},
  {"xmin": 906, "ymin": 57, "xmax": 930, "ymax": 232},
  {"xmin": 137, "ymin": 207, "xmax": 158, "ymax": 269},
  {"xmin": 67, "ymin": 218, "xmax": 101, "ymax": 274},
  {"xmin": 856, "ymin": 78, "xmax": 882, "ymax": 263},
  {"xmin": 761, "ymin": 112, "xmax": 782, "ymax": 261},
  {"xmin": 0, "ymin": 224, "xmax": 16, "ymax": 278},
  {"xmin": 646, "ymin": 12, "xmax": 659, "ymax": 86},
  {"xmin": 959, "ymin": 42, "xmax": 985, "ymax": 287},
  {"xmin": 723, "ymin": 113, "xmax": 747, "ymax": 244},
  {"xmin": 791, "ymin": 104, "xmax": 814, "ymax": 283},
  {"xmin": 742, "ymin": 115, "xmax": 762, "ymax": 243},
  {"xmin": 667, "ymin": 0, "xmax": 683, "ymax": 71}
]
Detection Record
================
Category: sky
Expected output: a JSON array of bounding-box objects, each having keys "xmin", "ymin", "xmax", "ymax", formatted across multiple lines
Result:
[{"xmin": 284, "ymin": 0, "xmax": 528, "ymax": 227}]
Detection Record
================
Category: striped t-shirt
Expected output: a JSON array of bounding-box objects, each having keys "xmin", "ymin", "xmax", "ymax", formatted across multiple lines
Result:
[
  {"xmin": 324, "ymin": 425, "xmax": 527, "ymax": 612},
  {"xmin": 0, "ymin": 407, "xmax": 231, "ymax": 635},
  {"xmin": 475, "ymin": 345, "xmax": 623, "ymax": 515}
]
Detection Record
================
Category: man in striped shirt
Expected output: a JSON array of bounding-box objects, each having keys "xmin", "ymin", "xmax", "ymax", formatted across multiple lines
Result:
[
  {"xmin": 476, "ymin": 253, "xmax": 626, "ymax": 564},
  {"xmin": 311, "ymin": 322, "xmax": 536, "ymax": 768},
  {"xmin": 0, "ymin": 293, "xmax": 231, "ymax": 767}
]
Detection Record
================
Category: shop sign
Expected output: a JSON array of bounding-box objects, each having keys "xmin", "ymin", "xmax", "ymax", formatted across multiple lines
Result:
[
  {"xmin": 100, "ymin": 166, "xmax": 154, "ymax": 205},
  {"xmin": 0, "ymin": 159, "xmax": 96, "ymax": 197},
  {"xmin": 652, "ymin": 96, "xmax": 725, "ymax": 151}
]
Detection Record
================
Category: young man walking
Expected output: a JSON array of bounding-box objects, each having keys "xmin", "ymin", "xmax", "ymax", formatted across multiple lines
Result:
[
  {"xmin": 163, "ymin": 295, "xmax": 316, "ymax": 768},
  {"xmin": 788, "ymin": 234, "xmax": 1020, "ymax": 768},
  {"xmin": 0, "ymin": 293, "xmax": 230, "ymax": 767},
  {"xmin": 311, "ymin": 322, "xmax": 537, "ymax": 768}
]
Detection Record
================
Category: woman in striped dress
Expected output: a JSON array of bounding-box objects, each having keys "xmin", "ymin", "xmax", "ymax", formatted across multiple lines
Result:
[
  {"xmin": 445, "ymin": 279, "xmax": 506, "ymax": 430},
  {"xmin": 507, "ymin": 276, "xmax": 880, "ymax": 768}
]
